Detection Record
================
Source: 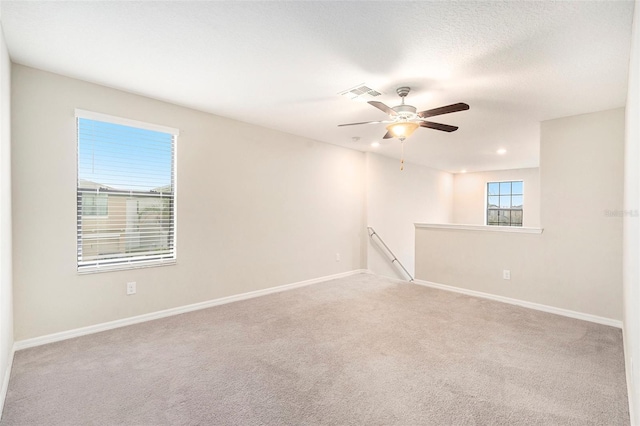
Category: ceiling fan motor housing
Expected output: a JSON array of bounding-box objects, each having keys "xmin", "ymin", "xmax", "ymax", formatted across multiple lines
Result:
[{"xmin": 392, "ymin": 104, "xmax": 417, "ymax": 119}]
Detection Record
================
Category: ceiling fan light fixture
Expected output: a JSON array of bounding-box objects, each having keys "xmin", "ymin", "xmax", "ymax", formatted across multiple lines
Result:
[{"xmin": 386, "ymin": 121, "xmax": 419, "ymax": 140}]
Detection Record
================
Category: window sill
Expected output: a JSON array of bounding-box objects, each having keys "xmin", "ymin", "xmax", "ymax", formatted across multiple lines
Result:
[
  {"xmin": 414, "ymin": 223, "xmax": 543, "ymax": 234},
  {"xmin": 77, "ymin": 258, "xmax": 176, "ymax": 274}
]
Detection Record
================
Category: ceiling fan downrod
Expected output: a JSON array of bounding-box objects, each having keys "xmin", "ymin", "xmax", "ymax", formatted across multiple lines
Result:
[
  {"xmin": 396, "ymin": 86, "xmax": 411, "ymax": 100},
  {"xmin": 392, "ymin": 87, "xmax": 417, "ymax": 119}
]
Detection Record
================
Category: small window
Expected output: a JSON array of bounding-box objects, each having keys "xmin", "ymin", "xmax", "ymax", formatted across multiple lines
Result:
[
  {"xmin": 81, "ymin": 193, "xmax": 108, "ymax": 216},
  {"xmin": 76, "ymin": 110, "xmax": 178, "ymax": 272},
  {"xmin": 487, "ymin": 180, "xmax": 523, "ymax": 227}
]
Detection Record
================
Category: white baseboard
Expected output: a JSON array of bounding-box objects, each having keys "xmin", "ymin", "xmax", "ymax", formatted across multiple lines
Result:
[
  {"xmin": 0, "ymin": 345, "xmax": 15, "ymax": 420},
  {"xmin": 622, "ymin": 325, "xmax": 638, "ymax": 426},
  {"xmin": 413, "ymin": 279, "xmax": 622, "ymax": 328},
  {"xmin": 14, "ymin": 269, "xmax": 368, "ymax": 351}
]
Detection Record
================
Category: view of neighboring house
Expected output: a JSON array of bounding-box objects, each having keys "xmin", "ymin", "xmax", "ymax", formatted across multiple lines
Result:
[{"xmin": 78, "ymin": 179, "xmax": 173, "ymax": 263}]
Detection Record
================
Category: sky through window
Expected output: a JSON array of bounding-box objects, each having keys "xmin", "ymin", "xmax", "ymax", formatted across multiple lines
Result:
[{"xmin": 78, "ymin": 118, "xmax": 173, "ymax": 192}]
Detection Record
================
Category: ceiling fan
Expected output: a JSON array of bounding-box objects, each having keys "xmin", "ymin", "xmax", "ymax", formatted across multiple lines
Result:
[{"xmin": 338, "ymin": 87, "xmax": 469, "ymax": 141}]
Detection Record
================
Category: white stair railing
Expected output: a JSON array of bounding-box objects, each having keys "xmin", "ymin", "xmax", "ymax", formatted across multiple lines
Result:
[{"xmin": 367, "ymin": 226, "xmax": 414, "ymax": 282}]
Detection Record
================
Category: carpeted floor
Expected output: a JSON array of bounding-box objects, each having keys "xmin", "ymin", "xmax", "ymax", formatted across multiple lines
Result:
[{"xmin": 1, "ymin": 273, "xmax": 629, "ymax": 425}]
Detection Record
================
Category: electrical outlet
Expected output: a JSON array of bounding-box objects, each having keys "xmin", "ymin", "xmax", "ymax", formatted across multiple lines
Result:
[
  {"xmin": 336, "ymin": 253, "xmax": 341, "ymax": 262},
  {"xmin": 503, "ymin": 270, "xmax": 511, "ymax": 280},
  {"xmin": 127, "ymin": 281, "xmax": 136, "ymax": 295}
]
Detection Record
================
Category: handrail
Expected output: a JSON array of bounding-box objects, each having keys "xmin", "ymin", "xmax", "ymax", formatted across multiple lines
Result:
[{"xmin": 367, "ymin": 226, "xmax": 414, "ymax": 282}]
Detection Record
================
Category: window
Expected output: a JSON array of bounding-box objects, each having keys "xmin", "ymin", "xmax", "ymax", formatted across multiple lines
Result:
[
  {"xmin": 76, "ymin": 110, "xmax": 178, "ymax": 271},
  {"xmin": 487, "ymin": 181, "xmax": 523, "ymax": 227},
  {"xmin": 81, "ymin": 193, "xmax": 108, "ymax": 216}
]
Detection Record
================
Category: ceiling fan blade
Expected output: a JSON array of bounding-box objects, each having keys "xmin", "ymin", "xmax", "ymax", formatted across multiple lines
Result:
[
  {"xmin": 420, "ymin": 121, "xmax": 459, "ymax": 132},
  {"xmin": 418, "ymin": 103, "xmax": 469, "ymax": 118},
  {"xmin": 383, "ymin": 131, "xmax": 394, "ymax": 139},
  {"xmin": 338, "ymin": 120, "xmax": 387, "ymax": 127},
  {"xmin": 368, "ymin": 101, "xmax": 398, "ymax": 116}
]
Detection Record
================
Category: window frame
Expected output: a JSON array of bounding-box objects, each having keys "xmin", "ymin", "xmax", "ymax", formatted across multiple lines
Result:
[
  {"xmin": 485, "ymin": 180, "xmax": 524, "ymax": 227},
  {"xmin": 75, "ymin": 109, "xmax": 179, "ymax": 273}
]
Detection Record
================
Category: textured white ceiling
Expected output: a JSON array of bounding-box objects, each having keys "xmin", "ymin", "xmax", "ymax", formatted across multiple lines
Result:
[{"xmin": 0, "ymin": 1, "xmax": 634, "ymax": 172}]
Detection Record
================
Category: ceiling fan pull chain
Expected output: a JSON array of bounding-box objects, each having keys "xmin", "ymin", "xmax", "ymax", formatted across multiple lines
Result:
[{"xmin": 400, "ymin": 140, "xmax": 405, "ymax": 171}]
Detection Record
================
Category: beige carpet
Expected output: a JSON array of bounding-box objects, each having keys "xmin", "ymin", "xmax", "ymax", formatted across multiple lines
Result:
[{"xmin": 1, "ymin": 273, "xmax": 629, "ymax": 425}]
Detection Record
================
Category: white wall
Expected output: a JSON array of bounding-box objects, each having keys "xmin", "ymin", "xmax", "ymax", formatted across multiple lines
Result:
[
  {"xmin": 623, "ymin": 1, "xmax": 639, "ymax": 423},
  {"xmin": 416, "ymin": 108, "xmax": 625, "ymax": 321},
  {"xmin": 11, "ymin": 65, "xmax": 366, "ymax": 340},
  {"xmin": 453, "ymin": 168, "xmax": 540, "ymax": 227},
  {"xmin": 0, "ymin": 21, "xmax": 12, "ymax": 415},
  {"xmin": 365, "ymin": 153, "xmax": 452, "ymax": 279}
]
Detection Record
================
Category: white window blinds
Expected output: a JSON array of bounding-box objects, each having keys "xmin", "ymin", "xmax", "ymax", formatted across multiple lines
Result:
[{"xmin": 76, "ymin": 110, "xmax": 178, "ymax": 272}]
